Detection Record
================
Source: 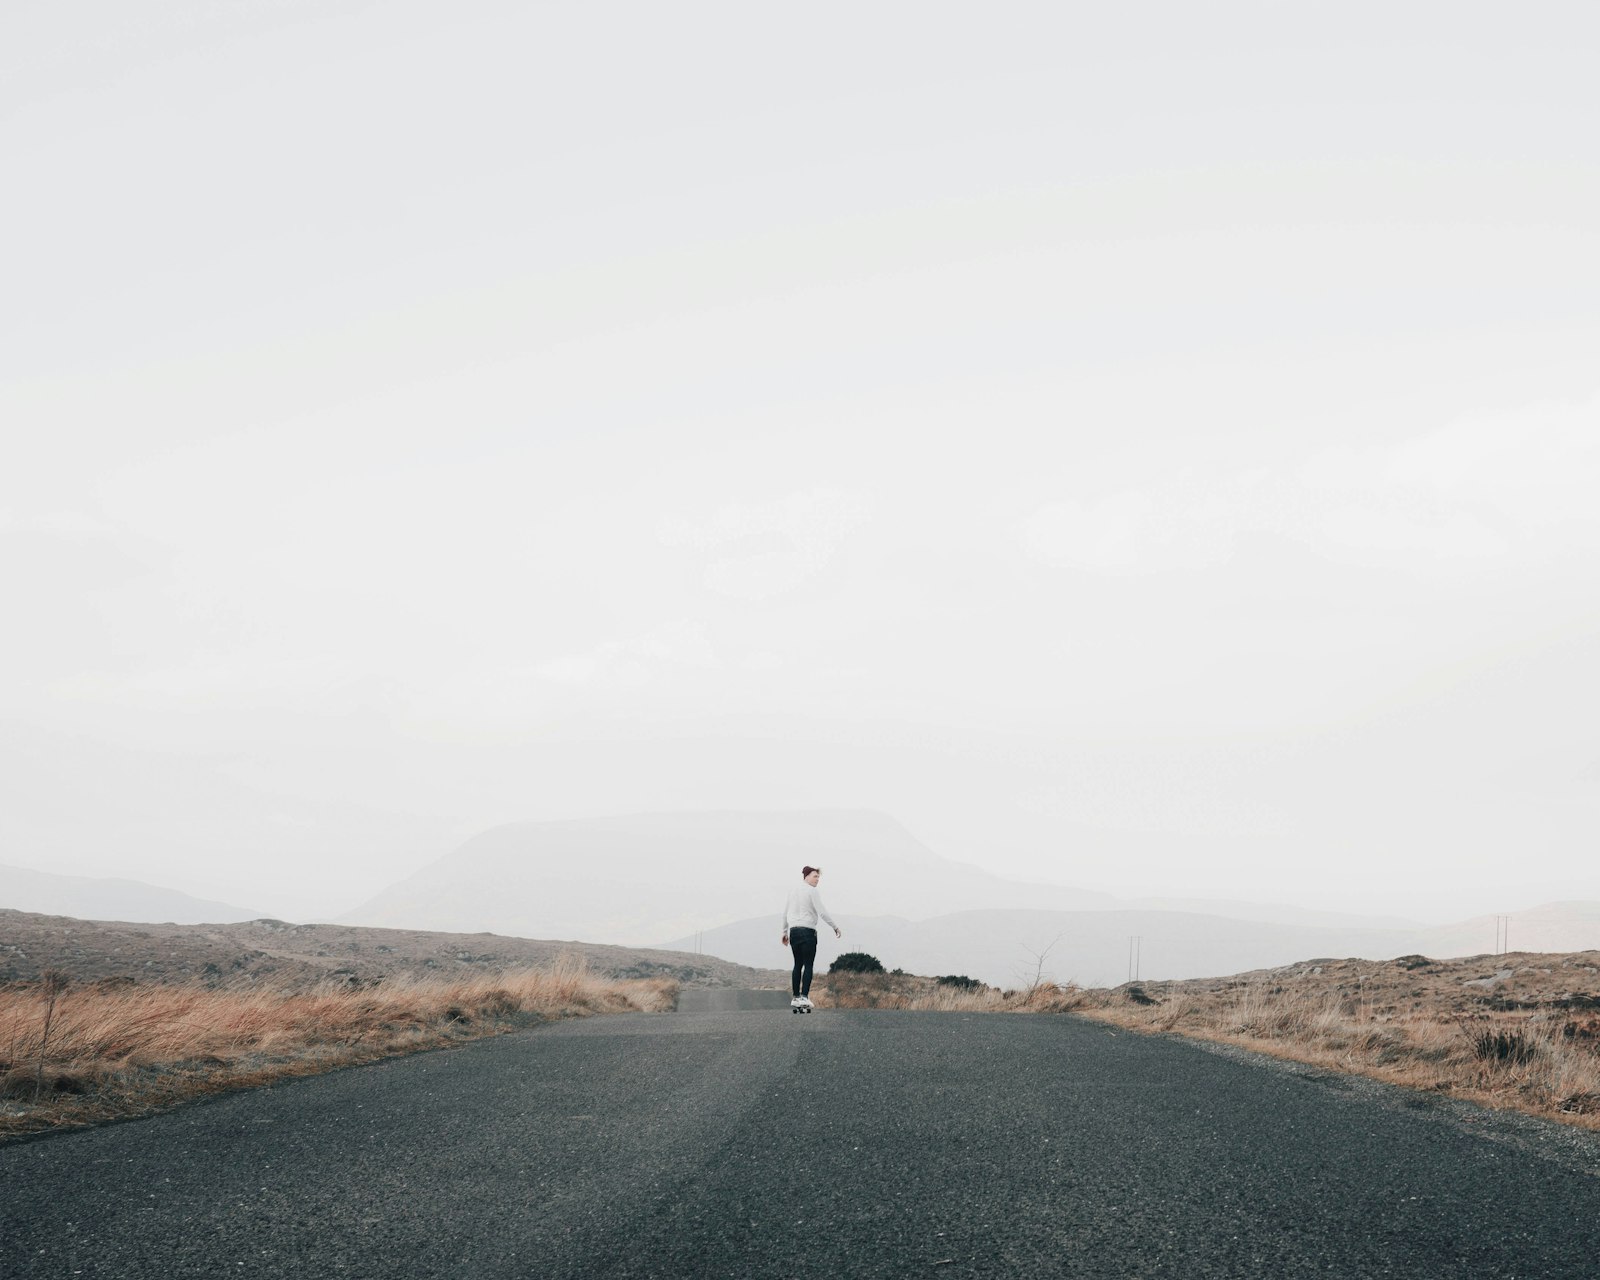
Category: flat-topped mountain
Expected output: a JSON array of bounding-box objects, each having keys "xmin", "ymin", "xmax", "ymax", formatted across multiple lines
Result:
[{"xmin": 342, "ymin": 809, "xmax": 1114, "ymax": 944}]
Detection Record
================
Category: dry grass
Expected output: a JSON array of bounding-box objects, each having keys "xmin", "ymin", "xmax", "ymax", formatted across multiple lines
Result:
[
  {"xmin": 820, "ymin": 953, "xmax": 1600, "ymax": 1132},
  {"xmin": 1070, "ymin": 955, "xmax": 1600, "ymax": 1132},
  {"xmin": 0, "ymin": 957, "xmax": 675, "ymax": 1141}
]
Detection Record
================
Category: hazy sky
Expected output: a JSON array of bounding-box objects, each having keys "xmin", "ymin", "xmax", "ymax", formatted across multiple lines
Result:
[{"xmin": 4, "ymin": 2, "xmax": 1598, "ymax": 923}]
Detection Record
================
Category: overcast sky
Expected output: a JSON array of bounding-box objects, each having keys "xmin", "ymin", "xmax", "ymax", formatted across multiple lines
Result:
[{"xmin": 4, "ymin": 2, "xmax": 1598, "ymax": 923}]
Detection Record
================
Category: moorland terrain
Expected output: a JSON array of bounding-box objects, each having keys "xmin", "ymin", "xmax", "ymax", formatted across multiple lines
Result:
[
  {"xmin": 6, "ymin": 902, "xmax": 1599, "ymax": 1142},
  {"xmin": 0, "ymin": 908, "xmax": 785, "ymax": 990}
]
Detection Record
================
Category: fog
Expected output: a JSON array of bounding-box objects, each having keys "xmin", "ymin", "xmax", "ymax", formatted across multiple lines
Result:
[{"xmin": 4, "ymin": 3, "xmax": 1598, "ymax": 927}]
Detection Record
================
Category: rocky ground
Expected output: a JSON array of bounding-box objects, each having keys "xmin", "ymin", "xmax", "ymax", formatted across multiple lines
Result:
[{"xmin": 1126, "ymin": 949, "xmax": 1600, "ymax": 1021}]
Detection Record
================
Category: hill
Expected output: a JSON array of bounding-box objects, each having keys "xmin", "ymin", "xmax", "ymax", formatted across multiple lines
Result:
[
  {"xmin": 0, "ymin": 863, "xmax": 258, "ymax": 924},
  {"xmin": 341, "ymin": 809, "xmax": 1115, "ymax": 944},
  {"xmin": 0, "ymin": 909, "xmax": 784, "ymax": 990}
]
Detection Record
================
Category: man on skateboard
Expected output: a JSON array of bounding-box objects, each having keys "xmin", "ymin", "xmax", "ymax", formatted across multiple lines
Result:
[{"xmin": 781, "ymin": 865, "xmax": 841, "ymax": 1012}]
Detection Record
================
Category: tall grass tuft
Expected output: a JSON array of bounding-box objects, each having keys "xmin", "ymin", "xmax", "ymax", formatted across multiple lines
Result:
[{"xmin": 1469, "ymin": 1025, "xmax": 1539, "ymax": 1066}]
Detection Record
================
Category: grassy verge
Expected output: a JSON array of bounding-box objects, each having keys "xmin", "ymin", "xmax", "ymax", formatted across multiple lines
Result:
[
  {"xmin": 819, "ymin": 957, "xmax": 1600, "ymax": 1132},
  {"xmin": 1070, "ymin": 977, "xmax": 1600, "ymax": 1132},
  {"xmin": 0, "ymin": 959, "xmax": 675, "ymax": 1141}
]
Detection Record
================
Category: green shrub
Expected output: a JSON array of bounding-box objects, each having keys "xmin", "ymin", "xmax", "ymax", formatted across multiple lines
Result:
[
  {"xmin": 829, "ymin": 952, "xmax": 886, "ymax": 974},
  {"xmin": 936, "ymin": 975, "xmax": 982, "ymax": 991}
]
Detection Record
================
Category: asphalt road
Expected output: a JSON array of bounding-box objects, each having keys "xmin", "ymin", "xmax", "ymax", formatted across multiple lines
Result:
[
  {"xmin": 5, "ymin": 1007, "xmax": 1600, "ymax": 1278},
  {"xmin": 676, "ymin": 987, "xmax": 794, "ymax": 1012}
]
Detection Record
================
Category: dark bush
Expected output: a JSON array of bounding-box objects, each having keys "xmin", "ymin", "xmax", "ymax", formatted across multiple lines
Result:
[
  {"xmin": 0, "ymin": 1068, "xmax": 86, "ymax": 1099},
  {"xmin": 936, "ymin": 975, "xmax": 982, "ymax": 991},
  {"xmin": 829, "ymin": 952, "xmax": 886, "ymax": 974},
  {"xmin": 1471, "ymin": 1026, "xmax": 1538, "ymax": 1065}
]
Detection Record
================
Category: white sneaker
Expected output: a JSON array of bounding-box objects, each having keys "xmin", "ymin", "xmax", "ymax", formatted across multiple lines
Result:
[
  {"xmin": 798, "ymin": 995, "xmax": 815, "ymax": 1008},
  {"xmin": 790, "ymin": 997, "xmax": 803, "ymax": 1008}
]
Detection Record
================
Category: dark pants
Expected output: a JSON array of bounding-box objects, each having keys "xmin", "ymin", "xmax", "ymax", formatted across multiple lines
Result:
[{"xmin": 789, "ymin": 926, "xmax": 818, "ymax": 997}]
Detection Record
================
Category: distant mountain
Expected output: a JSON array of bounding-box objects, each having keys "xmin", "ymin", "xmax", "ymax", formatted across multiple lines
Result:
[
  {"xmin": 343, "ymin": 808, "xmax": 1595, "ymax": 977},
  {"xmin": 1119, "ymin": 897, "xmax": 1424, "ymax": 931},
  {"xmin": 661, "ymin": 909, "xmax": 1413, "ymax": 989},
  {"xmin": 1418, "ymin": 902, "xmax": 1600, "ymax": 958},
  {"xmin": 0, "ymin": 720, "xmax": 460, "ymax": 923},
  {"xmin": 663, "ymin": 902, "xmax": 1600, "ymax": 990},
  {"xmin": 0, "ymin": 863, "xmax": 258, "ymax": 925},
  {"xmin": 341, "ymin": 809, "xmax": 1117, "ymax": 945}
]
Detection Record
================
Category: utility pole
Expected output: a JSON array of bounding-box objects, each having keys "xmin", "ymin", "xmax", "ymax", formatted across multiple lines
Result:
[
  {"xmin": 1494, "ymin": 916, "xmax": 1510, "ymax": 956},
  {"xmin": 1127, "ymin": 935, "xmax": 1141, "ymax": 983}
]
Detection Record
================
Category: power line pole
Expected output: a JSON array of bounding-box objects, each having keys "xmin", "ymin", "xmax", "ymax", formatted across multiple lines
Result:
[
  {"xmin": 1494, "ymin": 915, "xmax": 1510, "ymax": 956},
  {"xmin": 1127, "ymin": 935, "xmax": 1141, "ymax": 983}
]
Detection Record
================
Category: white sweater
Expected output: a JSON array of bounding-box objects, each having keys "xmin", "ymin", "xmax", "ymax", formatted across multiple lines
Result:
[{"xmin": 782, "ymin": 884, "xmax": 838, "ymax": 933}]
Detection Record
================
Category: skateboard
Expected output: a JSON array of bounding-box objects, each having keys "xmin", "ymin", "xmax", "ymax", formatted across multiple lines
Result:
[{"xmin": 791, "ymin": 1002, "xmax": 814, "ymax": 1014}]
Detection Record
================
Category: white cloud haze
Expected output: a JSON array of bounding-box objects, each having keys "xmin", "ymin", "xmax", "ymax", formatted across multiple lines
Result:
[{"xmin": 3, "ymin": 2, "xmax": 1597, "ymax": 925}]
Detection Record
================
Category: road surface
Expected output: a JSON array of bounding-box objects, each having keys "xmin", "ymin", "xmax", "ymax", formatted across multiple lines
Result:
[{"xmin": 5, "ymin": 1006, "xmax": 1600, "ymax": 1277}]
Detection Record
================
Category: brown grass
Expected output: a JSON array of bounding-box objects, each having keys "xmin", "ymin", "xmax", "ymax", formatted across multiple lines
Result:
[
  {"xmin": 1069, "ymin": 957, "xmax": 1600, "ymax": 1132},
  {"xmin": 0, "ymin": 957, "xmax": 675, "ymax": 1141},
  {"xmin": 819, "ymin": 954, "xmax": 1600, "ymax": 1132}
]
